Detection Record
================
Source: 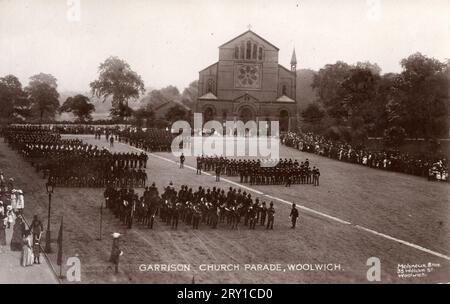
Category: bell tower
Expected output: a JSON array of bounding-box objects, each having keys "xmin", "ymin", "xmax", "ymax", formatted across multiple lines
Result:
[{"xmin": 290, "ymin": 48, "xmax": 297, "ymax": 72}]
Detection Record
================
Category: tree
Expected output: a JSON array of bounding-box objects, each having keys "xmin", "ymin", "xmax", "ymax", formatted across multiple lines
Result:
[
  {"xmin": 165, "ymin": 104, "xmax": 187, "ymax": 124},
  {"xmin": 60, "ymin": 94, "xmax": 95, "ymax": 122},
  {"xmin": 311, "ymin": 61, "xmax": 352, "ymax": 120},
  {"xmin": 340, "ymin": 65, "xmax": 381, "ymax": 142},
  {"xmin": 142, "ymin": 85, "xmax": 181, "ymax": 110},
  {"xmin": 28, "ymin": 73, "xmax": 57, "ymax": 88},
  {"xmin": 133, "ymin": 107, "xmax": 155, "ymax": 127},
  {"xmin": 181, "ymin": 80, "xmax": 198, "ymax": 109},
  {"xmin": 383, "ymin": 126, "xmax": 407, "ymax": 148},
  {"xmin": 25, "ymin": 73, "xmax": 60, "ymax": 122},
  {"xmin": 110, "ymin": 103, "xmax": 134, "ymax": 120},
  {"xmin": 90, "ymin": 56, "xmax": 145, "ymax": 119},
  {"xmin": 370, "ymin": 73, "xmax": 396, "ymax": 136},
  {"xmin": 301, "ymin": 103, "xmax": 325, "ymax": 124},
  {"xmin": 0, "ymin": 74, "xmax": 29, "ymax": 120},
  {"xmin": 387, "ymin": 53, "xmax": 448, "ymax": 139}
]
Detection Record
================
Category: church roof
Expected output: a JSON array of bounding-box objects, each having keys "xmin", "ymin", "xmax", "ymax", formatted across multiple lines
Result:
[
  {"xmin": 276, "ymin": 95, "xmax": 295, "ymax": 103},
  {"xmin": 199, "ymin": 62, "xmax": 218, "ymax": 73},
  {"xmin": 198, "ymin": 92, "xmax": 218, "ymax": 100},
  {"xmin": 219, "ymin": 30, "xmax": 279, "ymax": 50},
  {"xmin": 278, "ymin": 64, "xmax": 295, "ymax": 73}
]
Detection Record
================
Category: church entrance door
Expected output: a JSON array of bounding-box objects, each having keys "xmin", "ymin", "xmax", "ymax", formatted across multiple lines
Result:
[{"xmin": 239, "ymin": 106, "xmax": 255, "ymax": 123}]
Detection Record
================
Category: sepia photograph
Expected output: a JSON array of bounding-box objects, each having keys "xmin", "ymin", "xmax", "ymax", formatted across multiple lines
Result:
[{"xmin": 0, "ymin": 0, "xmax": 449, "ymax": 289}]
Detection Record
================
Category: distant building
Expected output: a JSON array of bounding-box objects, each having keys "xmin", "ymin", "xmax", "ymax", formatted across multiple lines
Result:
[{"xmin": 196, "ymin": 30, "xmax": 299, "ymax": 132}]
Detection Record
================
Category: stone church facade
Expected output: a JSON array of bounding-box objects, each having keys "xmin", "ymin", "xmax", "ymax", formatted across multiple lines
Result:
[{"xmin": 195, "ymin": 30, "xmax": 298, "ymax": 132}]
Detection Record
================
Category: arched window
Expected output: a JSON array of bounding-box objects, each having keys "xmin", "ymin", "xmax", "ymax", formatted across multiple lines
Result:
[
  {"xmin": 282, "ymin": 85, "xmax": 287, "ymax": 95},
  {"xmin": 246, "ymin": 41, "xmax": 251, "ymax": 59},
  {"xmin": 234, "ymin": 47, "xmax": 239, "ymax": 59},
  {"xmin": 207, "ymin": 79, "xmax": 215, "ymax": 94},
  {"xmin": 252, "ymin": 43, "xmax": 257, "ymax": 59},
  {"xmin": 258, "ymin": 47, "xmax": 263, "ymax": 60},
  {"xmin": 240, "ymin": 42, "xmax": 245, "ymax": 59}
]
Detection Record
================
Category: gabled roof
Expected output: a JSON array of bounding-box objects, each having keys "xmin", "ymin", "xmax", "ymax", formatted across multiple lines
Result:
[
  {"xmin": 199, "ymin": 62, "xmax": 218, "ymax": 73},
  {"xmin": 276, "ymin": 95, "xmax": 295, "ymax": 103},
  {"xmin": 233, "ymin": 93, "xmax": 259, "ymax": 102},
  {"xmin": 198, "ymin": 92, "xmax": 218, "ymax": 100},
  {"xmin": 278, "ymin": 64, "xmax": 295, "ymax": 73},
  {"xmin": 219, "ymin": 30, "xmax": 279, "ymax": 51}
]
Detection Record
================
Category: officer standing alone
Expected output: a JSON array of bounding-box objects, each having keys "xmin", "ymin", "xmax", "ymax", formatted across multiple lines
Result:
[
  {"xmin": 180, "ymin": 153, "xmax": 185, "ymax": 169},
  {"xmin": 290, "ymin": 203, "xmax": 299, "ymax": 229}
]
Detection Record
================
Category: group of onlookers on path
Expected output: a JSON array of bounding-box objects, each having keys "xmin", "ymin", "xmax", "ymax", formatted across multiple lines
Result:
[
  {"xmin": 282, "ymin": 131, "xmax": 449, "ymax": 182},
  {"xmin": 0, "ymin": 172, "xmax": 43, "ymax": 267}
]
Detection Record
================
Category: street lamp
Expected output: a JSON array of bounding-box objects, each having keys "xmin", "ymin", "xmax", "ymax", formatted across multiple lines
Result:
[{"xmin": 45, "ymin": 180, "xmax": 54, "ymax": 253}]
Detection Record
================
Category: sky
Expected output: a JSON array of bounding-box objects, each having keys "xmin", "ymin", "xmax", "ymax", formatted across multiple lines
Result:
[{"xmin": 0, "ymin": 0, "xmax": 449, "ymax": 93}]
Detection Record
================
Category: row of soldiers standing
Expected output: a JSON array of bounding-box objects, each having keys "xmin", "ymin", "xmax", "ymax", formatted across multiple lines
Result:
[
  {"xmin": 3, "ymin": 126, "xmax": 149, "ymax": 188},
  {"xmin": 195, "ymin": 156, "xmax": 321, "ymax": 186},
  {"xmin": 103, "ymin": 182, "xmax": 276, "ymax": 230}
]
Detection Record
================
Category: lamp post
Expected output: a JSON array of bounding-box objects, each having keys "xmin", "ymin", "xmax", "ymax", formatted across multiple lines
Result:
[
  {"xmin": 45, "ymin": 181, "xmax": 54, "ymax": 253},
  {"xmin": 98, "ymin": 200, "xmax": 104, "ymax": 241}
]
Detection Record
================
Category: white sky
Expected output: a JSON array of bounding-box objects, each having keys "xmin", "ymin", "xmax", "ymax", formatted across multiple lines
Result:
[{"xmin": 0, "ymin": 0, "xmax": 449, "ymax": 93}]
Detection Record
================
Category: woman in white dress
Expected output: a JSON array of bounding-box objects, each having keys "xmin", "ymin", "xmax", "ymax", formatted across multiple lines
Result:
[{"xmin": 21, "ymin": 230, "xmax": 34, "ymax": 267}]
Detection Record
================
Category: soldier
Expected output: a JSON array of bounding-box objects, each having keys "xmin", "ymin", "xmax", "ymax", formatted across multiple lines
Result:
[
  {"xmin": 266, "ymin": 202, "xmax": 275, "ymax": 230},
  {"xmin": 248, "ymin": 204, "xmax": 257, "ymax": 229},
  {"xmin": 260, "ymin": 201, "xmax": 267, "ymax": 226},
  {"xmin": 180, "ymin": 153, "xmax": 185, "ymax": 169},
  {"xmin": 290, "ymin": 203, "xmax": 299, "ymax": 229},
  {"xmin": 230, "ymin": 205, "xmax": 240, "ymax": 230},
  {"xmin": 171, "ymin": 202, "xmax": 180, "ymax": 229},
  {"xmin": 192, "ymin": 205, "xmax": 201, "ymax": 229},
  {"xmin": 215, "ymin": 164, "xmax": 221, "ymax": 182},
  {"xmin": 196, "ymin": 156, "xmax": 202, "ymax": 174},
  {"xmin": 314, "ymin": 167, "xmax": 320, "ymax": 186},
  {"xmin": 285, "ymin": 169, "xmax": 292, "ymax": 187}
]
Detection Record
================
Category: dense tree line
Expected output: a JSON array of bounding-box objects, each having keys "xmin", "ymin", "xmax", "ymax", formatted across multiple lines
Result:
[
  {"xmin": 302, "ymin": 53, "xmax": 449, "ymax": 144},
  {"xmin": 0, "ymin": 73, "xmax": 96, "ymax": 123}
]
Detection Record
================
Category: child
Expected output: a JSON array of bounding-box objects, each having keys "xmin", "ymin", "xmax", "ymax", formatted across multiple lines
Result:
[{"xmin": 6, "ymin": 205, "xmax": 15, "ymax": 229}]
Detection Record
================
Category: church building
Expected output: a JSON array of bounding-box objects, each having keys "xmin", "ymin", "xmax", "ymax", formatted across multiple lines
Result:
[{"xmin": 196, "ymin": 30, "xmax": 298, "ymax": 132}]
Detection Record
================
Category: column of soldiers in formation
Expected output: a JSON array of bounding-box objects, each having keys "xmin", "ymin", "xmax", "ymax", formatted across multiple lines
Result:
[
  {"xmin": 194, "ymin": 156, "xmax": 321, "ymax": 186},
  {"xmin": 282, "ymin": 131, "xmax": 449, "ymax": 182},
  {"xmin": 115, "ymin": 128, "xmax": 174, "ymax": 152},
  {"xmin": 3, "ymin": 124, "xmax": 175, "ymax": 153},
  {"xmin": 104, "ymin": 182, "xmax": 276, "ymax": 230},
  {"xmin": 2, "ymin": 126, "xmax": 148, "ymax": 188}
]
